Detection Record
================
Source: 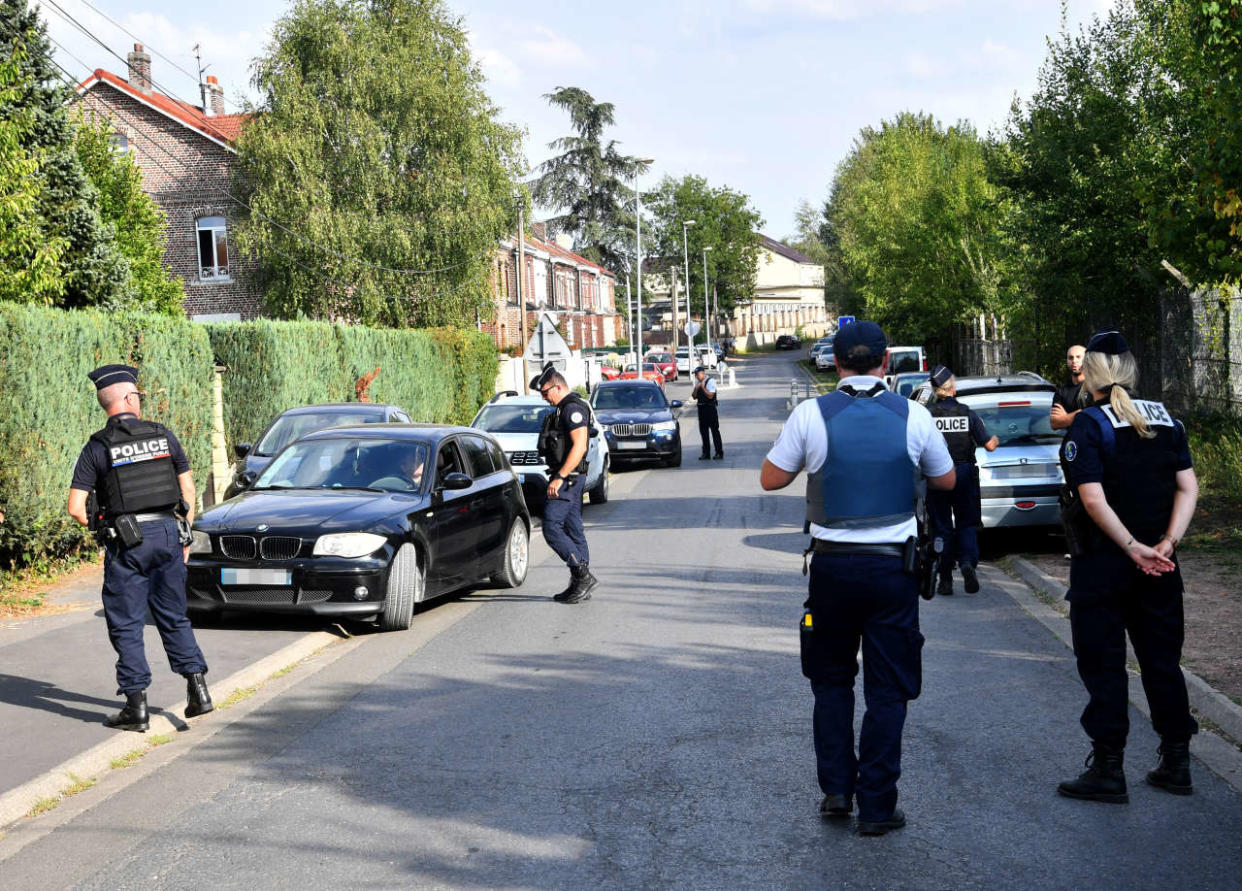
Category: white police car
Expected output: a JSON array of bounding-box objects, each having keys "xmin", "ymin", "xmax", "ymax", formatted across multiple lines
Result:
[{"xmin": 470, "ymin": 392, "xmax": 610, "ymax": 512}]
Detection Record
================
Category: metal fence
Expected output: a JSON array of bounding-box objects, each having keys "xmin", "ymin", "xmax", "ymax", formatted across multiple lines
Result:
[{"xmin": 1160, "ymin": 285, "xmax": 1242, "ymax": 416}]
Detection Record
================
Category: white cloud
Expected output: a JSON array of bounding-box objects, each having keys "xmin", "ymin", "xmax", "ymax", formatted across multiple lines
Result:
[
  {"xmin": 905, "ymin": 52, "xmax": 939, "ymax": 79},
  {"xmin": 741, "ymin": 0, "xmax": 963, "ymax": 20},
  {"xmin": 518, "ymin": 27, "xmax": 588, "ymax": 68},
  {"xmin": 476, "ymin": 44, "xmax": 523, "ymax": 86}
]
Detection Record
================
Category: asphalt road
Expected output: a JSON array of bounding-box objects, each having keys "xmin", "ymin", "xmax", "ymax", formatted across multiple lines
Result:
[{"xmin": 2, "ymin": 353, "xmax": 1240, "ymax": 890}]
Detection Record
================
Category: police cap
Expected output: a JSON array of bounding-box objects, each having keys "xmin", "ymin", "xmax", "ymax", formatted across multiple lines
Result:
[
  {"xmin": 693, "ymin": 365, "xmax": 707, "ymax": 374},
  {"xmin": 88, "ymin": 364, "xmax": 139, "ymax": 390},
  {"xmin": 833, "ymin": 321, "xmax": 887, "ymax": 363},
  {"xmin": 929, "ymin": 364, "xmax": 953, "ymax": 388},
  {"xmin": 529, "ymin": 361, "xmax": 557, "ymax": 392},
  {"xmin": 1086, "ymin": 328, "xmax": 1130, "ymax": 355}
]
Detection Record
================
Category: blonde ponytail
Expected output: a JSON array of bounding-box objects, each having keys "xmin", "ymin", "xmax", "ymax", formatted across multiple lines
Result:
[{"xmin": 1082, "ymin": 350, "xmax": 1153, "ymax": 438}]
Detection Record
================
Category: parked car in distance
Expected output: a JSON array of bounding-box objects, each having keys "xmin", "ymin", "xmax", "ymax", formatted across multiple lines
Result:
[
  {"xmin": 187, "ymin": 424, "xmax": 530, "ymax": 630},
  {"xmin": 884, "ymin": 346, "xmax": 927, "ymax": 388},
  {"xmin": 892, "ymin": 371, "xmax": 929, "ymax": 398},
  {"xmin": 645, "ymin": 351, "xmax": 678, "ymax": 382},
  {"xmin": 470, "ymin": 392, "xmax": 610, "ymax": 510},
  {"xmin": 695, "ymin": 345, "xmax": 718, "ymax": 369},
  {"xmin": 225, "ymin": 403, "xmax": 412, "ymax": 500},
  {"xmin": 599, "ymin": 364, "xmax": 622, "ymax": 381},
  {"xmin": 621, "ymin": 363, "xmax": 666, "ymax": 388},
  {"xmin": 591, "ymin": 380, "xmax": 683, "ymax": 467},
  {"xmin": 775, "ymin": 334, "xmax": 802, "ymax": 350},
  {"xmin": 674, "ymin": 345, "xmax": 693, "ymax": 375},
  {"xmin": 915, "ymin": 373, "xmax": 1065, "ymax": 529},
  {"xmin": 814, "ymin": 343, "xmax": 836, "ymax": 371}
]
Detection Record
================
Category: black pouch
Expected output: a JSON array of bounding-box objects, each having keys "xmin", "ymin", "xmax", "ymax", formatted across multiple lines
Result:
[
  {"xmin": 114, "ymin": 514, "xmax": 144, "ymax": 548},
  {"xmin": 902, "ymin": 536, "xmax": 918, "ymax": 576},
  {"xmin": 799, "ymin": 611, "xmax": 826, "ymax": 680}
]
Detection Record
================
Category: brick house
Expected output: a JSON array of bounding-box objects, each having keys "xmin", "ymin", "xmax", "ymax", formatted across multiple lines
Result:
[
  {"xmin": 77, "ymin": 45, "xmax": 262, "ymax": 320},
  {"xmin": 484, "ymin": 223, "xmax": 624, "ymax": 351}
]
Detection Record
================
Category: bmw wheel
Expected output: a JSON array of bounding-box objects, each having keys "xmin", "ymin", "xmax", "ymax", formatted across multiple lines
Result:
[
  {"xmin": 380, "ymin": 543, "xmax": 423, "ymax": 632},
  {"xmin": 589, "ymin": 459, "xmax": 610, "ymax": 504},
  {"xmin": 492, "ymin": 518, "xmax": 530, "ymax": 588}
]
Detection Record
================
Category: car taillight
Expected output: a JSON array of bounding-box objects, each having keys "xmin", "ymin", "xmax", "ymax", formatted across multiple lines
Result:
[
  {"xmin": 922, "ymin": 357, "xmax": 927, "ymax": 371},
  {"xmin": 1015, "ymin": 501, "xmax": 1037, "ymax": 510}
]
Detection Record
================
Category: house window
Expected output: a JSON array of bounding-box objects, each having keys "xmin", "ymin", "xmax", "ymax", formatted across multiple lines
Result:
[
  {"xmin": 196, "ymin": 216, "xmax": 230, "ymax": 281},
  {"xmin": 110, "ymin": 132, "xmax": 130, "ymax": 154}
]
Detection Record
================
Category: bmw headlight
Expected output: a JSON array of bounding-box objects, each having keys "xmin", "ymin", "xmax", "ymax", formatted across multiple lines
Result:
[
  {"xmin": 652, "ymin": 420, "xmax": 677, "ymax": 431},
  {"xmin": 313, "ymin": 532, "xmax": 388, "ymax": 558},
  {"xmin": 188, "ymin": 530, "xmax": 212, "ymax": 555}
]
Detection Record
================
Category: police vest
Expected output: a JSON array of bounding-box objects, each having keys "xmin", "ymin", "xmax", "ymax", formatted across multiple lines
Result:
[
  {"xmin": 694, "ymin": 382, "xmax": 717, "ymax": 409},
  {"xmin": 537, "ymin": 394, "xmax": 590, "ymax": 474},
  {"xmin": 929, "ymin": 399, "xmax": 975, "ymax": 464},
  {"xmin": 1076, "ymin": 399, "xmax": 1183, "ymax": 545},
  {"xmin": 90, "ymin": 418, "xmax": 182, "ymax": 518},
  {"xmin": 805, "ymin": 388, "xmax": 916, "ymax": 530}
]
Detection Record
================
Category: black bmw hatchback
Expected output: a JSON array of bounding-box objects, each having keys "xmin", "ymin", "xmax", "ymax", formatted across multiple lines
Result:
[{"xmin": 187, "ymin": 424, "xmax": 530, "ymax": 631}]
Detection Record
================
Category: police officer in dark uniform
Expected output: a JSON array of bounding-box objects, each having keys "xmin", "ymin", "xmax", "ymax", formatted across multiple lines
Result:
[
  {"xmin": 761, "ymin": 322, "xmax": 955, "ymax": 835},
  {"xmin": 691, "ymin": 365, "xmax": 723, "ymax": 460},
  {"xmin": 532, "ymin": 364, "xmax": 597, "ymax": 604},
  {"xmin": 1056, "ymin": 330, "xmax": 1199, "ymax": 803},
  {"xmin": 925, "ymin": 365, "xmax": 998, "ymax": 595},
  {"xmin": 67, "ymin": 365, "xmax": 212, "ymax": 732}
]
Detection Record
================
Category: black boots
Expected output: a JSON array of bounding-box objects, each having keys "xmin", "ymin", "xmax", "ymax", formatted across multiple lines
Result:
[
  {"xmin": 185, "ymin": 672, "xmax": 214, "ymax": 718},
  {"xmin": 1147, "ymin": 740, "xmax": 1193, "ymax": 795},
  {"xmin": 105, "ymin": 691, "xmax": 149, "ymax": 732},
  {"xmin": 1058, "ymin": 744, "xmax": 1129, "ymax": 803},
  {"xmin": 961, "ymin": 564, "xmax": 980, "ymax": 594},
  {"xmin": 556, "ymin": 564, "xmax": 597, "ymax": 604},
  {"xmin": 937, "ymin": 574, "xmax": 953, "ymax": 596}
]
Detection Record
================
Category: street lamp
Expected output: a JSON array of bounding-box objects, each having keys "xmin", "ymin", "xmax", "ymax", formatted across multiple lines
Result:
[
  {"xmin": 682, "ymin": 219, "xmax": 696, "ymax": 357},
  {"xmin": 702, "ymin": 245, "xmax": 713, "ymax": 353},
  {"xmin": 633, "ymin": 158, "xmax": 655, "ymax": 363}
]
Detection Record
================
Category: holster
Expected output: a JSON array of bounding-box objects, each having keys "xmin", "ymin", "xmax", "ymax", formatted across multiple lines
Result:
[{"xmin": 1059, "ymin": 485, "xmax": 1101, "ymax": 558}]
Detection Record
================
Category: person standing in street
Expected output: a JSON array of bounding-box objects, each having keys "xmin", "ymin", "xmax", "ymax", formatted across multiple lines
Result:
[
  {"xmin": 1051, "ymin": 344, "xmax": 1087, "ymax": 431},
  {"xmin": 760, "ymin": 322, "xmax": 955, "ymax": 836},
  {"xmin": 691, "ymin": 365, "xmax": 723, "ymax": 460},
  {"xmin": 925, "ymin": 365, "xmax": 998, "ymax": 595},
  {"xmin": 1057, "ymin": 329, "xmax": 1199, "ymax": 803},
  {"xmin": 532, "ymin": 364, "xmax": 597, "ymax": 604},
  {"xmin": 67, "ymin": 364, "xmax": 212, "ymax": 732}
]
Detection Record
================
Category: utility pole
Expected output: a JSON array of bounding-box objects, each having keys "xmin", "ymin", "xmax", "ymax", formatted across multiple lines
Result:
[
  {"xmin": 670, "ymin": 266, "xmax": 680, "ymax": 353},
  {"xmin": 516, "ymin": 197, "xmax": 527, "ymax": 391}
]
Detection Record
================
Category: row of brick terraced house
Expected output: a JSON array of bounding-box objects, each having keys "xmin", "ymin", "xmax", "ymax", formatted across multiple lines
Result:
[{"xmin": 77, "ymin": 45, "xmax": 624, "ymax": 348}]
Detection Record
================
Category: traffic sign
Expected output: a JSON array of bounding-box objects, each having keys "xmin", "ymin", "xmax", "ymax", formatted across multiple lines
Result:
[
  {"xmin": 837, "ymin": 315, "xmax": 855, "ymax": 326},
  {"xmin": 684, "ymin": 321, "xmax": 701, "ymax": 337}
]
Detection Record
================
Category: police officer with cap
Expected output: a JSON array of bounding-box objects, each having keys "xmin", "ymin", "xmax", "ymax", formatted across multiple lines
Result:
[
  {"xmin": 67, "ymin": 365, "xmax": 212, "ymax": 731},
  {"xmin": 532, "ymin": 363, "xmax": 597, "ymax": 604},
  {"xmin": 691, "ymin": 365, "xmax": 723, "ymax": 460},
  {"xmin": 761, "ymin": 321, "xmax": 955, "ymax": 835},
  {"xmin": 1056, "ymin": 329, "xmax": 1199, "ymax": 803},
  {"xmin": 925, "ymin": 364, "xmax": 998, "ymax": 595}
]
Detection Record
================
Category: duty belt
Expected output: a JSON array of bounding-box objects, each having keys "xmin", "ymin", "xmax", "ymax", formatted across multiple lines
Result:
[
  {"xmin": 133, "ymin": 510, "xmax": 177, "ymax": 523},
  {"xmin": 810, "ymin": 540, "xmax": 904, "ymax": 559}
]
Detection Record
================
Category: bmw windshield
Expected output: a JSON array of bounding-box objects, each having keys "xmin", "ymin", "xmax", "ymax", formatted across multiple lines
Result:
[
  {"xmin": 254, "ymin": 438, "xmax": 430, "ymax": 493},
  {"xmin": 591, "ymin": 385, "xmax": 668, "ymax": 411}
]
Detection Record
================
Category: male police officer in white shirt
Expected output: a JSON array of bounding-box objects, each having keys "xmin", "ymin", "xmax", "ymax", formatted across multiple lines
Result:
[{"xmin": 761, "ymin": 321, "xmax": 954, "ymax": 835}]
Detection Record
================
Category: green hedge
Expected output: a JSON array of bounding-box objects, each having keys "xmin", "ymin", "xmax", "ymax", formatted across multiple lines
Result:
[{"xmin": 0, "ymin": 304, "xmax": 213, "ymax": 567}]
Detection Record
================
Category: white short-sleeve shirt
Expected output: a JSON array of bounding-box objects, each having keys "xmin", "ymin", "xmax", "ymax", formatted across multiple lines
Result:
[{"xmin": 765, "ymin": 376, "xmax": 953, "ymax": 543}]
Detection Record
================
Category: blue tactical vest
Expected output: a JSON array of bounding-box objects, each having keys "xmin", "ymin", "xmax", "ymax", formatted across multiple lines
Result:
[{"xmin": 806, "ymin": 387, "xmax": 917, "ymax": 529}]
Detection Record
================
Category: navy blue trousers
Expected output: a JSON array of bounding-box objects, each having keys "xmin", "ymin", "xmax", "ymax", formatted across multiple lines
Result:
[
  {"xmin": 542, "ymin": 476, "xmax": 589, "ymax": 568},
  {"xmin": 928, "ymin": 462, "xmax": 982, "ymax": 573},
  {"xmin": 802, "ymin": 552, "xmax": 923, "ymax": 822},
  {"xmin": 102, "ymin": 517, "xmax": 207, "ymax": 694},
  {"xmin": 1068, "ymin": 551, "xmax": 1197, "ymax": 748}
]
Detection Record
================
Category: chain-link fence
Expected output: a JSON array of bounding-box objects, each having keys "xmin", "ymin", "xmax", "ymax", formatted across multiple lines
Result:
[{"xmin": 1160, "ymin": 285, "xmax": 1242, "ymax": 416}]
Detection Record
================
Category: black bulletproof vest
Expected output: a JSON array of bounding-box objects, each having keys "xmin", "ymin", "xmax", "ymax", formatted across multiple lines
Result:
[
  {"xmin": 929, "ymin": 399, "xmax": 975, "ymax": 464},
  {"xmin": 693, "ymin": 381, "xmax": 717, "ymax": 409},
  {"xmin": 90, "ymin": 418, "xmax": 182, "ymax": 518},
  {"xmin": 537, "ymin": 394, "xmax": 589, "ymax": 474},
  {"xmin": 1093, "ymin": 402, "xmax": 1182, "ymax": 543}
]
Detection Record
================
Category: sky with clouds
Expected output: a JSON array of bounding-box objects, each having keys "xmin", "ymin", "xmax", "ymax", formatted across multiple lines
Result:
[{"xmin": 38, "ymin": 0, "xmax": 1116, "ymax": 239}]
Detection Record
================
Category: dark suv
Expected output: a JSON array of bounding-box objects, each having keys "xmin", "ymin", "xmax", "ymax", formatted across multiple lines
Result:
[
  {"xmin": 775, "ymin": 334, "xmax": 802, "ymax": 350},
  {"xmin": 591, "ymin": 380, "xmax": 683, "ymax": 467}
]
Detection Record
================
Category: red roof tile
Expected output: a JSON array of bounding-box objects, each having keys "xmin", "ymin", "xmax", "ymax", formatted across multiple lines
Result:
[
  {"xmin": 523, "ymin": 234, "xmax": 615, "ymax": 279},
  {"xmin": 80, "ymin": 69, "xmax": 250, "ymax": 147}
]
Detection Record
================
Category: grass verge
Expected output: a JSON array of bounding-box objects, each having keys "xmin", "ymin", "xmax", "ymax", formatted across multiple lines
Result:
[{"xmin": 24, "ymin": 773, "xmax": 97, "ymax": 819}]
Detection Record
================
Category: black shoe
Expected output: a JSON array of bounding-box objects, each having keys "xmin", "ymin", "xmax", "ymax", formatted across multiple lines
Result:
[
  {"xmin": 961, "ymin": 564, "xmax": 980, "ymax": 594},
  {"xmin": 561, "ymin": 565, "xmax": 597, "ymax": 604},
  {"xmin": 185, "ymin": 672, "xmax": 214, "ymax": 718},
  {"xmin": 712, "ymin": 453, "xmax": 724, "ymax": 460},
  {"xmin": 1146, "ymin": 740, "xmax": 1193, "ymax": 795},
  {"xmin": 552, "ymin": 575, "xmax": 576, "ymax": 602},
  {"xmin": 105, "ymin": 691, "xmax": 149, "ymax": 733},
  {"xmin": 1058, "ymin": 745, "xmax": 1129, "ymax": 803},
  {"xmin": 699, "ymin": 454, "xmax": 711, "ymax": 461},
  {"xmin": 819, "ymin": 794, "xmax": 852, "ymax": 820},
  {"xmin": 937, "ymin": 574, "xmax": 953, "ymax": 596},
  {"xmin": 858, "ymin": 809, "xmax": 906, "ymax": 836}
]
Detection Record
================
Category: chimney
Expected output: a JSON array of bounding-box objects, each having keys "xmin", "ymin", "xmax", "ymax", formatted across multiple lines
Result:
[
  {"xmin": 531, "ymin": 221, "xmax": 547, "ymax": 243},
  {"xmin": 203, "ymin": 75, "xmax": 225, "ymax": 116},
  {"xmin": 554, "ymin": 233, "xmax": 574, "ymax": 251},
  {"xmin": 127, "ymin": 44, "xmax": 152, "ymax": 93}
]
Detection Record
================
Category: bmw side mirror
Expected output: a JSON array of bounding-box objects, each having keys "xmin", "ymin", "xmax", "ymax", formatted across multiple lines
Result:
[
  {"xmin": 234, "ymin": 442, "xmax": 251, "ymax": 459},
  {"xmin": 670, "ymin": 400, "xmax": 683, "ymax": 409},
  {"xmin": 440, "ymin": 472, "xmax": 472, "ymax": 491},
  {"xmin": 238, "ymin": 470, "xmax": 258, "ymax": 490}
]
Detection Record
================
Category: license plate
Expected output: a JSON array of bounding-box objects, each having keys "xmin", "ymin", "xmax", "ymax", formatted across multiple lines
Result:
[
  {"xmin": 221, "ymin": 568, "xmax": 292, "ymax": 586},
  {"xmin": 617, "ymin": 441, "xmax": 646, "ymax": 450}
]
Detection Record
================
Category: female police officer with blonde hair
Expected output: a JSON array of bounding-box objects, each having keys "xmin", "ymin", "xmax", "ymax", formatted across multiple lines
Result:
[{"xmin": 1057, "ymin": 329, "xmax": 1199, "ymax": 804}]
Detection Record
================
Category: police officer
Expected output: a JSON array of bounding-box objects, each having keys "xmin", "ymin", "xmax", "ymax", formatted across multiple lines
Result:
[
  {"xmin": 761, "ymin": 322, "xmax": 955, "ymax": 835},
  {"xmin": 1051, "ymin": 343, "xmax": 1087, "ymax": 431},
  {"xmin": 1057, "ymin": 329, "xmax": 1199, "ymax": 803},
  {"xmin": 925, "ymin": 365, "xmax": 998, "ymax": 595},
  {"xmin": 67, "ymin": 365, "xmax": 212, "ymax": 732},
  {"xmin": 532, "ymin": 364, "xmax": 596, "ymax": 604},
  {"xmin": 691, "ymin": 366, "xmax": 723, "ymax": 460}
]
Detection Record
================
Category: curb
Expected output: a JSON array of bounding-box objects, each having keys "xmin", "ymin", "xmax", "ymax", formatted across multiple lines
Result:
[
  {"xmin": 0, "ymin": 628, "xmax": 347, "ymax": 831},
  {"xmin": 996, "ymin": 556, "xmax": 1242, "ymax": 792}
]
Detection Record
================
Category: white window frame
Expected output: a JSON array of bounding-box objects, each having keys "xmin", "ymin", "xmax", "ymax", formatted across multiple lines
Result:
[{"xmin": 196, "ymin": 216, "xmax": 231, "ymax": 282}]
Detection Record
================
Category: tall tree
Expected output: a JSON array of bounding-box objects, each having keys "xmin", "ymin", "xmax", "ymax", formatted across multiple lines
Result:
[
  {"xmin": 234, "ymin": 0, "xmax": 525, "ymax": 327},
  {"xmin": 530, "ymin": 86, "xmax": 646, "ymax": 275},
  {"xmin": 645, "ymin": 174, "xmax": 762, "ymax": 319},
  {"xmin": 0, "ymin": 0, "xmax": 128, "ymax": 308}
]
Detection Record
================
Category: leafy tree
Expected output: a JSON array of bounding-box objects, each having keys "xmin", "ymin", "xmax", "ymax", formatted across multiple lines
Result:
[
  {"xmin": 234, "ymin": 0, "xmax": 525, "ymax": 327},
  {"xmin": 530, "ymin": 86, "xmax": 647, "ymax": 276},
  {"xmin": 645, "ymin": 174, "xmax": 762, "ymax": 319},
  {"xmin": 75, "ymin": 110, "xmax": 185, "ymax": 314},
  {"xmin": 0, "ymin": 0, "xmax": 128, "ymax": 308}
]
